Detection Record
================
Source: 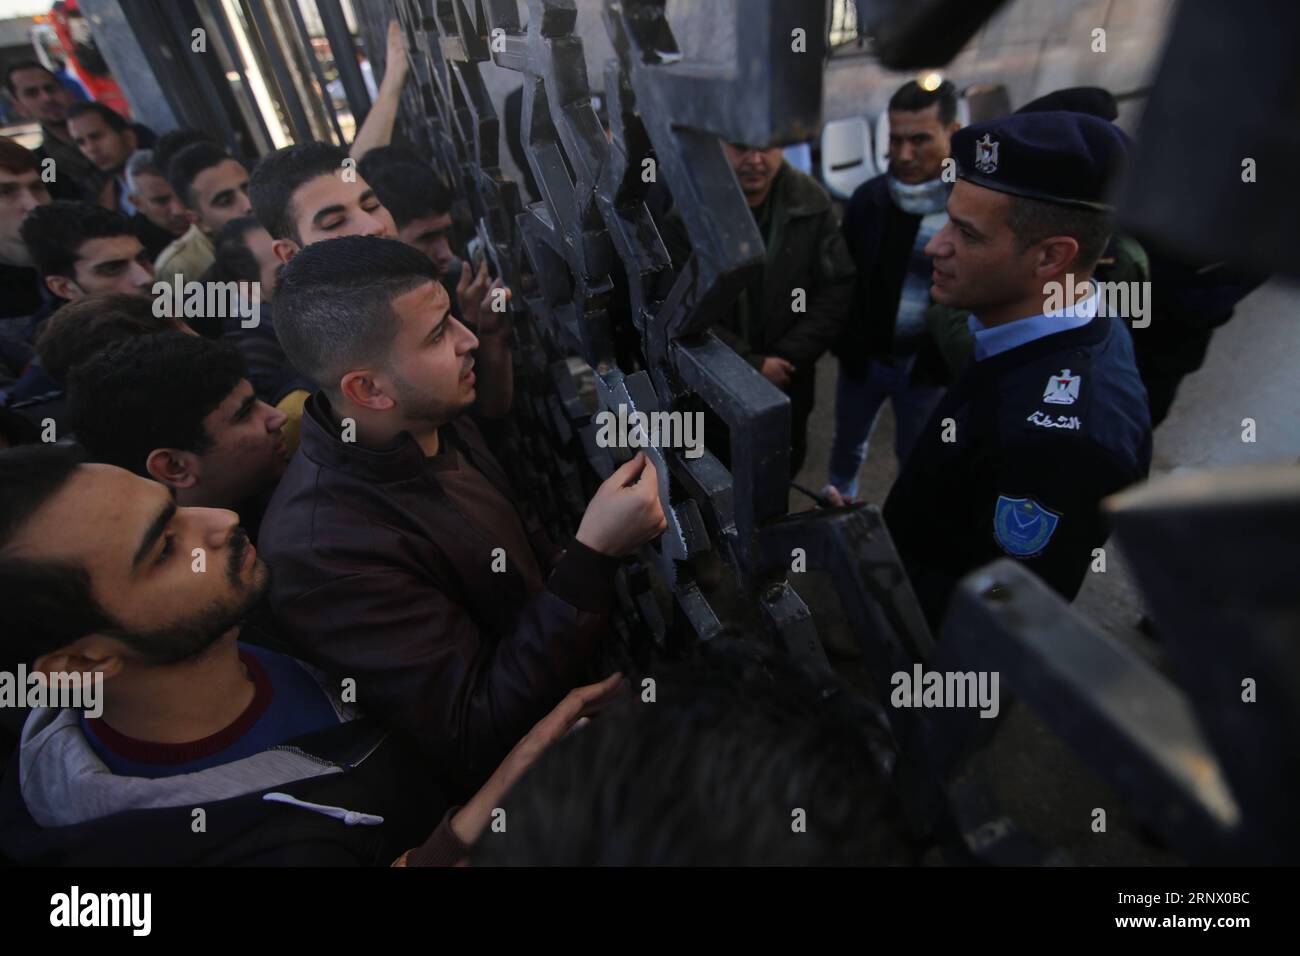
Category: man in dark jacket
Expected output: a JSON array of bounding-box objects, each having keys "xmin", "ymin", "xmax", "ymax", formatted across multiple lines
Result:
[
  {"xmin": 826, "ymin": 80, "xmax": 960, "ymax": 500},
  {"xmin": 0, "ymin": 446, "xmax": 618, "ymax": 866},
  {"xmin": 713, "ymin": 142, "xmax": 855, "ymax": 474},
  {"xmin": 258, "ymin": 236, "xmax": 666, "ymax": 789}
]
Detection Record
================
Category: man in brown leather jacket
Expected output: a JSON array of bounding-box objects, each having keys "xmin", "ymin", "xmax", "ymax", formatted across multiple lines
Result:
[{"xmin": 258, "ymin": 236, "xmax": 665, "ymax": 791}]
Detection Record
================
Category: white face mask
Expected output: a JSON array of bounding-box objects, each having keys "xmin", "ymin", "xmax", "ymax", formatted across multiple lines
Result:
[{"xmin": 887, "ymin": 175, "xmax": 951, "ymax": 216}]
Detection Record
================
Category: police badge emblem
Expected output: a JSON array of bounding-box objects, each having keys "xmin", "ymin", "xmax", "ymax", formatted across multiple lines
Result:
[
  {"xmin": 974, "ymin": 133, "xmax": 999, "ymax": 174},
  {"xmin": 1042, "ymin": 368, "xmax": 1081, "ymax": 405},
  {"xmin": 993, "ymin": 495, "xmax": 1060, "ymax": 558}
]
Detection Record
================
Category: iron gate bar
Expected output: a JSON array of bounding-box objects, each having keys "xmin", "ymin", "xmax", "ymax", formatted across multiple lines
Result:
[
  {"xmin": 149, "ymin": 0, "xmax": 252, "ymax": 156},
  {"xmin": 199, "ymin": 0, "xmax": 278, "ymax": 158},
  {"xmin": 285, "ymin": 0, "xmax": 348, "ymax": 145},
  {"xmin": 317, "ymin": 0, "xmax": 375, "ymax": 127},
  {"xmin": 244, "ymin": 0, "xmax": 316, "ymax": 142}
]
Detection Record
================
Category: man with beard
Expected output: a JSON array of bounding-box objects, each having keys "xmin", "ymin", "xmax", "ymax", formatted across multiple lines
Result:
[
  {"xmin": 156, "ymin": 143, "xmax": 254, "ymax": 291},
  {"xmin": 0, "ymin": 445, "xmax": 625, "ymax": 865}
]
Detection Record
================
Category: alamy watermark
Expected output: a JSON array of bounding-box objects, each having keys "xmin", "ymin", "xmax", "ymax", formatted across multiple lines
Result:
[
  {"xmin": 50, "ymin": 886, "xmax": 150, "ymax": 936},
  {"xmin": 594, "ymin": 404, "xmax": 704, "ymax": 459},
  {"xmin": 153, "ymin": 275, "xmax": 261, "ymax": 328},
  {"xmin": 1043, "ymin": 273, "xmax": 1151, "ymax": 328},
  {"xmin": 0, "ymin": 666, "xmax": 103, "ymax": 718},
  {"xmin": 890, "ymin": 664, "xmax": 1000, "ymax": 719}
]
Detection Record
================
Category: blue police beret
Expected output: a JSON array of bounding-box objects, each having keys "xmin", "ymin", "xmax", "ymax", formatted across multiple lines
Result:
[{"xmin": 951, "ymin": 110, "xmax": 1129, "ymax": 211}]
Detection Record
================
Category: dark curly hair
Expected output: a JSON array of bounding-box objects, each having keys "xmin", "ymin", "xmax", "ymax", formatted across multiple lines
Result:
[
  {"xmin": 473, "ymin": 640, "xmax": 922, "ymax": 865},
  {"xmin": 67, "ymin": 331, "xmax": 247, "ymax": 475},
  {"xmin": 35, "ymin": 292, "xmax": 177, "ymax": 383}
]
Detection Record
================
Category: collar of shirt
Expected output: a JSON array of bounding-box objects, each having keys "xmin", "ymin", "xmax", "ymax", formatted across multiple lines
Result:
[
  {"xmin": 966, "ymin": 289, "xmax": 1098, "ymax": 361},
  {"xmin": 116, "ymin": 176, "xmax": 138, "ymax": 217}
]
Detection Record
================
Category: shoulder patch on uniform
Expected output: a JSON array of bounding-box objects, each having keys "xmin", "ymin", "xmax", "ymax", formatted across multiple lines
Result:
[
  {"xmin": 1042, "ymin": 368, "xmax": 1081, "ymax": 405},
  {"xmin": 993, "ymin": 495, "xmax": 1060, "ymax": 558}
]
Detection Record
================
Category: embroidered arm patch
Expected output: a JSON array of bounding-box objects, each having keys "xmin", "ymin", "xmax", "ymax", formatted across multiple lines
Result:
[{"xmin": 993, "ymin": 495, "xmax": 1061, "ymax": 558}]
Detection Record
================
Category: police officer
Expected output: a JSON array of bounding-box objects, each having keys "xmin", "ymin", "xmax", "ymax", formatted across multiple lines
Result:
[{"xmin": 881, "ymin": 111, "xmax": 1152, "ymax": 630}]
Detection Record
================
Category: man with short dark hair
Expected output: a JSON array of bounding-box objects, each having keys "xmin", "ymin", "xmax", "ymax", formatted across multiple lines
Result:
[
  {"xmin": 67, "ymin": 332, "xmax": 289, "ymax": 534},
  {"xmin": 250, "ymin": 141, "xmax": 396, "ymax": 263},
  {"xmin": 259, "ymin": 235, "xmax": 667, "ymax": 787},
  {"xmin": 11, "ymin": 199, "xmax": 154, "ymax": 407},
  {"xmin": 19, "ymin": 200, "xmax": 153, "ymax": 302},
  {"xmin": 256, "ymin": 141, "xmax": 500, "ymax": 335},
  {"xmin": 124, "ymin": 150, "xmax": 190, "ymax": 259},
  {"xmin": 359, "ymin": 145, "xmax": 456, "ymax": 274},
  {"xmin": 883, "ymin": 111, "xmax": 1152, "ymax": 630},
  {"xmin": 155, "ymin": 143, "xmax": 252, "ymax": 286},
  {"xmin": 827, "ymin": 79, "xmax": 961, "ymax": 499},
  {"xmin": 151, "ymin": 128, "xmax": 216, "ymax": 182},
  {"xmin": 4, "ymin": 61, "xmax": 95, "ymax": 201},
  {"xmin": 0, "ymin": 446, "xmax": 606, "ymax": 866},
  {"xmin": 65, "ymin": 101, "xmax": 138, "ymax": 214}
]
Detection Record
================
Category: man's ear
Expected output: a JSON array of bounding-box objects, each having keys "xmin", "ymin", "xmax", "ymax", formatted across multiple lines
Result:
[
  {"xmin": 34, "ymin": 635, "xmax": 129, "ymax": 684},
  {"xmin": 1035, "ymin": 235, "xmax": 1082, "ymax": 279},
  {"xmin": 145, "ymin": 447, "xmax": 201, "ymax": 490},
  {"xmin": 339, "ymin": 371, "xmax": 395, "ymax": 412},
  {"xmin": 45, "ymin": 274, "xmax": 80, "ymax": 301},
  {"xmin": 272, "ymin": 237, "xmax": 300, "ymax": 264},
  {"xmin": 123, "ymin": 129, "xmax": 138, "ymax": 154},
  {"xmin": 127, "ymin": 191, "xmax": 143, "ymax": 210}
]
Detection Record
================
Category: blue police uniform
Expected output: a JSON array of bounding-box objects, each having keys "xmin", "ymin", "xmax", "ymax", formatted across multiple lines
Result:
[{"xmin": 882, "ymin": 111, "xmax": 1153, "ymax": 629}]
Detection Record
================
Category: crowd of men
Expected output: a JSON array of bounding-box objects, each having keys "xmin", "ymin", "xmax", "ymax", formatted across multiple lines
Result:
[{"xmin": 0, "ymin": 25, "xmax": 1265, "ymax": 866}]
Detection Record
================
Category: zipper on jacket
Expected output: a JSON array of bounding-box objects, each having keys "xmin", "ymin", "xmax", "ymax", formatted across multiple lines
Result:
[
  {"xmin": 265, "ymin": 744, "xmax": 338, "ymax": 769},
  {"xmin": 266, "ymin": 732, "xmax": 388, "ymax": 771}
]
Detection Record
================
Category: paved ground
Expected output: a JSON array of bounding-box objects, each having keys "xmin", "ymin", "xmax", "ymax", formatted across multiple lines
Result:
[{"xmin": 784, "ymin": 278, "xmax": 1300, "ymax": 864}]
